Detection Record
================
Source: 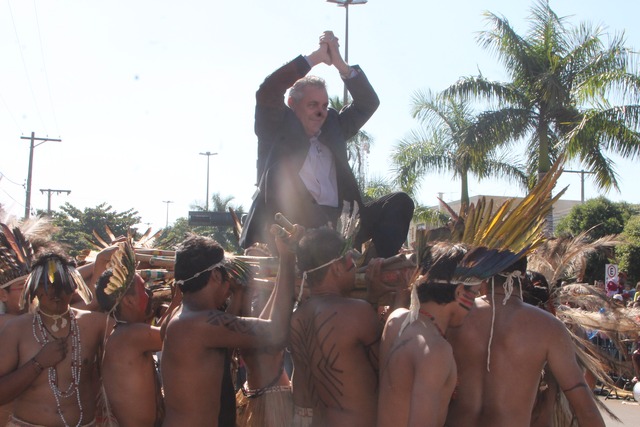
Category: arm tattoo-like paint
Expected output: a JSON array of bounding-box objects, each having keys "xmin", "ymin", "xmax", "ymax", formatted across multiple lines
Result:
[
  {"xmin": 562, "ymin": 382, "xmax": 588, "ymax": 393},
  {"xmin": 207, "ymin": 311, "xmax": 260, "ymax": 336}
]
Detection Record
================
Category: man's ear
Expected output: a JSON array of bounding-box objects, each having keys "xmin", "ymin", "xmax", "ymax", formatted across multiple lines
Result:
[
  {"xmin": 454, "ymin": 284, "xmax": 464, "ymax": 300},
  {"xmin": 121, "ymin": 293, "xmax": 136, "ymax": 310},
  {"xmin": 0, "ymin": 289, "xmax": 8, "ymax": 303},
  {"xmin": 287, "ymin": 96, "xmax": 296, "ymax": 109}
]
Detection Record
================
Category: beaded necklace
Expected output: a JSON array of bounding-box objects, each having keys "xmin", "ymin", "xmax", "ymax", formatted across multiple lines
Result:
[
  {"xmin": 419, "ymin": 309, "xmax": 445, "ymax": 337},
  {"xmin": 33, "ymin": 309, "xmax": 84, "ymax": 427}
]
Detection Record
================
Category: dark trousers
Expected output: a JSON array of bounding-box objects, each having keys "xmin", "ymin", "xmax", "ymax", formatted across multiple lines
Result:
[
  {"xmin": 355, "ymin": 192, "xmax": 415, "ymax": 258},
  {"xmin": 249, "ymin": 191, "xmax": 414, "ymax": 259}
]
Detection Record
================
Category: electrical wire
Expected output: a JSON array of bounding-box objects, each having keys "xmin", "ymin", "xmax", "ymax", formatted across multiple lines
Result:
[
  {"xmin": 0, "ymin": 91, "xmax": 24, "ymax": 134},
  {"xmin": 0, "ymin": 171, "xmax": 24, "ymax": 187},
  {"xmin": 33, "ymin": 0, "xmax": 60, "ymax": 135},
  {"xmin": 7, "ymin": 0, "xmax": 47, "ymax": 133}
]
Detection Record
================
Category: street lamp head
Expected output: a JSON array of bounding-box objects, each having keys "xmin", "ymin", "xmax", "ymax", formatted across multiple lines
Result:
[{"xmin": 326, "ymin": 0, "xmax": 368, "ymax": 5}]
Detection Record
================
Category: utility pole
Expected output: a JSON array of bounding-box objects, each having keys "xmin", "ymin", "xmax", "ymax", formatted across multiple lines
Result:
[
  {"xmin": 564, "ymin": 169, "xmax": 596, "ymax": 203},
  {"xmin": 21, "ymin": 132, "xmax": 61, "ymax": 219},
  {"xmin": 39, "ymin": 189, "xmax": 71, "ymax": 214}
]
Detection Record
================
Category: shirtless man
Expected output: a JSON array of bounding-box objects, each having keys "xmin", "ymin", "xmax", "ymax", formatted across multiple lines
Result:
[
  {"xmin": 95, "ymin": 241, "xmax": 174, "ymax": 427},
  {"xmin": 446, "ymin": 258, "xmax": 605, "ymax": 427},
  {"xmin": 161, "ymin": 229, "xmax": 297, "ymax": 427},
  {"xmin": 377, "ymin": 242, "xmax": 478, "ymax": 427},
  {"xmin": 289, "ymin": 227, "xmax": 394, "ymax": 427},
  {"xmin": 0, "ymin": 268, "xmax": 29, "ymax": 425},
  {"xmin": 0, "ymin": 247, "xmax": 113, "ymax": 427}
]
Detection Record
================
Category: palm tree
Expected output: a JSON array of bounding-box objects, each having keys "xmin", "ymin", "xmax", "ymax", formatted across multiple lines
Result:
[
  {"xmin": 329, "ymin": 96, "xmax": 374, "ymax": 189},
  {"xmin": 443, "ymin": 0, "xmax": 640, "ymax": 193},
  {"xmin": 392, "ymin": 89, "xmax": 528, "ymax": 207}
]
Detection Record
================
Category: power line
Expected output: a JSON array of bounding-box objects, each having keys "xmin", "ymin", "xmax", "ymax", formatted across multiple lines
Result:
[
  {"xmin": 0, "ymin": 186, "xmax": 24, "ymax": 207},
  {"xmin": 0, "ymin": 91, "xmax": 23, "ymax": 134},
  {"xmin": 32, "ymin": 0, "xmax": 60, "ymax": 135},
  {"xmin": 0, "ymin": 171, "xmax": 24, "ymax": 187},
  {"xmin": 7, "ymin": 0, "xmax": 47, "ymax": 133}
]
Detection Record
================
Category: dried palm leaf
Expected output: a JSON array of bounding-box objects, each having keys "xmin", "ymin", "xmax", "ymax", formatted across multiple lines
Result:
[{"xmin": 528, "ymin": 228, "xmax": 622, "ymax": 285}]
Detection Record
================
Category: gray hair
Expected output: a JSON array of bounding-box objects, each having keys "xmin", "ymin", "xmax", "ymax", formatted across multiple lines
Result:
[{"xmin": 289, "ymin": 76, "xmax": 327, "ymax": 103}]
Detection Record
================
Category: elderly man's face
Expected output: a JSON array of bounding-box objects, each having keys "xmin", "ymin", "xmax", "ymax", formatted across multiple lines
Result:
[{"xmin": 289, "ymin": 86, "xmax": 329, "ymax": 137}]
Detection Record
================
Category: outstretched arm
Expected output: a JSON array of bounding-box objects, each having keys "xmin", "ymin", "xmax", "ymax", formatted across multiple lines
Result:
[
  {"xmin": 322, "ymin": 31, "xmax": 351, "ymax": 77},
  {"xmin": 547, "ymin": 320, "xmax": 605, "ymax": 427},
  {"xmin": 201, "ymin": 225, "xmax": 298, "ymax": 350}
]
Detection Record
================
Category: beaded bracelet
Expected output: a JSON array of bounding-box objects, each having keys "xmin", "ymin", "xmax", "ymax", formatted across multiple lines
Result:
[{"xmin": 30, "ymin": 358, "xmax": 44, "ymax": 374}]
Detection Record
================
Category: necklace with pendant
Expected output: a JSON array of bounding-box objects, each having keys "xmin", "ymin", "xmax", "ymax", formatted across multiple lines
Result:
[{"xmin": 38, "ymin": 306, "xmax": 70, "ymax": 332}]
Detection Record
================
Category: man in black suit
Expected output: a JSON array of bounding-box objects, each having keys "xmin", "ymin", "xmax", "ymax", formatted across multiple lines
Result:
[{"xmin": 240, "ymin": 31, "xmax": 414, "ymax": 258}]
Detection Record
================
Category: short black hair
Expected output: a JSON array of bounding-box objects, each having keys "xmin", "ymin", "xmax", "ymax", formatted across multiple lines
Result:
[
  {"xmin": 174, "ymin": 233, "xmax": 225, "ymax": 293},
  {"xmin": 296, "ymin": 227, "xmax": 345, "ymax": 286},
  {"xmin": 416, "ymin": 242, "xmax": 468, "ymax": 304}
]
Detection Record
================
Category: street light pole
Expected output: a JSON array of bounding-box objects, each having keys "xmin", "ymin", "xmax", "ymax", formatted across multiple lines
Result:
[
  {"xmin": 326, "ymin": 0, "xmax": 368, "ymax": 104},
  {"xmin": 162, "ymin": 200, "xmax": 174, "ymax": 228},
  {"xmin": 199, "ymin": 151, "xmax": 218, "ymax": 211}
]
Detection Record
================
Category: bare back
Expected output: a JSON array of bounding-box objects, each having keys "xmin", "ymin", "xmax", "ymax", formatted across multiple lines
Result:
[
  {"xmin": 102, "ymin": 322, "xmax": 162, "ymax": 427},
  {"xmin": 161, "ymin": 309, "xmax": 227, "ymax": 427},
  {"xmin": 289, "ymin": 295, "xmax": 380, "ymax": 427},
  {"xmin": 378, "ymin": 308, "xmax": 457, "ymax": 427},
  {"xmin": 446, "ymin": 296, "xmax": 604, "ymax": 427}
]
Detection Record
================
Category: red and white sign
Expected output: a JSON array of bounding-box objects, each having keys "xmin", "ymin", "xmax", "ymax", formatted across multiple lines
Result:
[{"xmin": 605, "ymin": 264, "xmax": 618, "ymax": 282}]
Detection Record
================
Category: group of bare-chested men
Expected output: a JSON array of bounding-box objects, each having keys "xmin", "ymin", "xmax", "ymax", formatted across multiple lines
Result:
[
  {"xmin": 0, "ymin": 217, "xmax": 606, "ymax": 427},
  {"xmin": 0, "ymin": 29, "xmax": 606, "ymax": 427}
]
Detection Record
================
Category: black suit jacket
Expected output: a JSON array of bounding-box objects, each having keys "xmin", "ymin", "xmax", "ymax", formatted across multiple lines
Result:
[{"xmin": 240, "ymin": 55, "xmax": 380, "ymax": 249}]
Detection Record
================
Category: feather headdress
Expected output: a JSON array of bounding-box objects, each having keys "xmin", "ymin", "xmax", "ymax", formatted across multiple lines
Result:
[
  {"xmin": 1, "ymin": 216, "xmax": 56, "ymax": 290},
  {"xmin": 0, "ymin": 223, "xmax": 34, "ymax": 290},
  {"xmin": 406, "ymin": 157, "xmax": 567, "ymax": 344},
  {"xmin": 20, "ymin": 251, "xmax": 93, "ymax": 310},
  {"xmin": 101, "ymin": 240, "xmax": 138, "ymax": 312}
]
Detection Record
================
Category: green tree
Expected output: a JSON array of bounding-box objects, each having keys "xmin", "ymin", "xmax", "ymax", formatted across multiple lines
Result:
[
  {"xmin": 555, "ymin": 197, "xmax": 638, "ymax": 239},
  {"xmin": 444, "ymin": 0, "xmax": 640, "ymax": 193},
  {"xmin": 392, "ymin": 89, "xmax": 527, "ymax": 206},
  {"xmin": 617, "ymin": 215, "xmax": 640, "ymax": 284},
  {"xmin": 329, "ymin": 96, "xmax": 374, "ymax": 190},
  {"xmin": 555, "ymin": 197, "xmax": 638, "ymax": 283},
  {"xmin": 50, "ymin": 203, "xmax": 141, "ymax": 256}
]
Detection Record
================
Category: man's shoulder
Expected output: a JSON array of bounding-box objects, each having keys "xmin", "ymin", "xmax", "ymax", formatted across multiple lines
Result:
[
  {"xmin": 165, "ymin": 308, "xmax": 213, "ymax": 333},
  {"xmin": 320, "ymin": 296, "xmax": 377, "ymax": 318},
  {"xmin": 0, "ymin": 313, "xmax": 31, "ymax": 334},
  {"xmin": 73, "ymin": 306, "xmax": 106, "ymax": 320},
  {"xmin": 112, "ymin": 321, "xmax": 158, "ymax": 338}
]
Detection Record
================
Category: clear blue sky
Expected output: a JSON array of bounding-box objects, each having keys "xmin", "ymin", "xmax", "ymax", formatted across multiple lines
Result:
[{"xmin": 1, "ymin": 0, "xmax": 639, "ymax": 231}]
